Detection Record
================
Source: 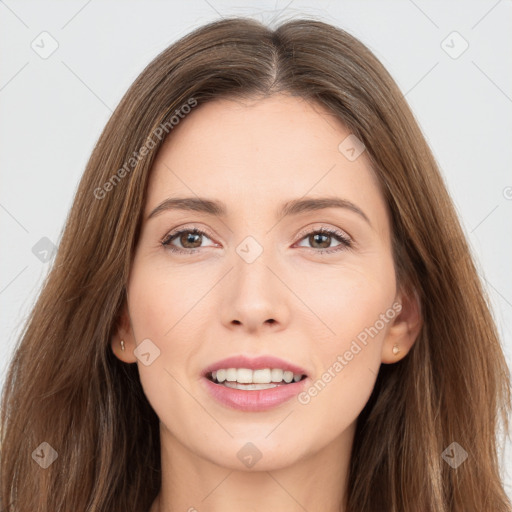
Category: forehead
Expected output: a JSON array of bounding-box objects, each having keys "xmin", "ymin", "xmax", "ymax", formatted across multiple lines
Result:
[{"xmin": 145, "ymin": 93, "xmax": 387, "ymax": 224}]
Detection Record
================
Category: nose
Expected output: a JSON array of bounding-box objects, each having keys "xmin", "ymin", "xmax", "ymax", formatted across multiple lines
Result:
[{"xmin": 220, "ymin": 250, "xmax": 290, "ymax": 334}]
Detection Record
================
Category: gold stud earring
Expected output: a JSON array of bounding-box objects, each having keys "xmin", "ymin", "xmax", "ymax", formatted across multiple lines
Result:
[
  {"xmin": 392, "ymin": 344, "xmax": 400, "ymax": 355},
  {"xmin": 120, "ymin": 340, "xmax": 125, "ymax": 351}
]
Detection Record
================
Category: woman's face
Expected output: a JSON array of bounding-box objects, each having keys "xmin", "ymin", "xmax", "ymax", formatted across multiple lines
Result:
[{"xmin": 114, "ymin": 93, "xmax": 417, "ymax": 471}]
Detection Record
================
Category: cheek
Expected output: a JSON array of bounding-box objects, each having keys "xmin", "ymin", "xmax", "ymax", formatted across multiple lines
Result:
[
  {"xmin": 125, "ymin": 260, "xmax": 198, "ymax": 406},
  {"xmin": 127, "ymin": 254, "xmax": 198, "ymax": 341},
  {"xmin": 293, "ymin": 261, "xmax": 395, "ymax": 428},
  {"xmin": 294, "ymin": 254, "xmax": 396, "ymax": 349}
]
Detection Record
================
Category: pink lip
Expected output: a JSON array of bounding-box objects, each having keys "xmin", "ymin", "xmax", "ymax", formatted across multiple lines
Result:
[
  {"xmin": 201, "ymin": 375, "xmax": 309, "ymax": 412},
  {"xmin": 202, "ymin": 354, "xmax": 308, "ymax": 377},
  {"xmin": 201, "ymin": 354, "xmax": 309, "ymax": 412}
]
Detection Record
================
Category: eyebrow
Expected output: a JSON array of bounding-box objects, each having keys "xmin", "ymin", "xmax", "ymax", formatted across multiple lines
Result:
[{"xmin": 146, "ymin": 196, "xmax": 371, "ymax": 226}]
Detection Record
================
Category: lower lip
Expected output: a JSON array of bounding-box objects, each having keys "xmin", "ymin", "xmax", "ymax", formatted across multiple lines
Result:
[{"xmin": 202, "ymin": 376, "xmax": 308, "ymax": 412}]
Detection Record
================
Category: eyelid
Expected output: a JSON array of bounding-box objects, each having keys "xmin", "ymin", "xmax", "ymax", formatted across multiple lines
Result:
[{"xmin": 293, "ymin": 224, "xmax": 352, "ymax": 245}]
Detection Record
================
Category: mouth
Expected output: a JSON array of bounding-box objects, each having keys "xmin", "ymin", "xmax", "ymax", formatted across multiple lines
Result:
[{"xmin": 201, "ymin": 355, "xmax": 310, "ymax": 411}]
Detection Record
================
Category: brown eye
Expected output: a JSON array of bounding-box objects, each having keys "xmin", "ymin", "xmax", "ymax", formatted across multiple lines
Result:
[
  {"xmin": 296, "ymin": 227, "xmax": 352, "ymax": 254},
  {"xmin": 308, "ymin": 232, "xmax": 332, "ymax": 249},
  {"xmin": 162, "ymin": 228, "xmax": 215, "ymax": 253},
  {"xmin": 177, "ymin": 231, "xmax": 203, "ymax": 249}
]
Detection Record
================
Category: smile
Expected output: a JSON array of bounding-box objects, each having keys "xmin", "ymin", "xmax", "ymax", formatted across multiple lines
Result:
[{"xmin": 202, "ymin": 369, "xmax": 309, "ymax": 412}]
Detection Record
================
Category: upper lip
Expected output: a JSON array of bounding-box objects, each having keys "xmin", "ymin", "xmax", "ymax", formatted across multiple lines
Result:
[{"xmin": 202, "ymin": 354, "xmax": 308, "ymax": 377}]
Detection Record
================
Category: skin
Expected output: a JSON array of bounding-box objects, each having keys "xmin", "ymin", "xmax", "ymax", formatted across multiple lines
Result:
[{"xmin": 112, "ymin": 93, "xmax": 421, "ymax": 512}]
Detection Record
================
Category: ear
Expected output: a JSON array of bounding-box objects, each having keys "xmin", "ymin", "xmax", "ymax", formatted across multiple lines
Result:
[
  {"xmin": 381, "ymin": 285, "xmax": 422, "ymax": 364},
  {"xmin": 110, "ymin": 297, "xmax": 138, "ymax": 363}
]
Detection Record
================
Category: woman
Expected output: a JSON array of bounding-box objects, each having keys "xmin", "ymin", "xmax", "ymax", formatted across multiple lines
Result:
[{"xmin": 1, "ymin": 16, "xmax": 510, "ymax": 512}]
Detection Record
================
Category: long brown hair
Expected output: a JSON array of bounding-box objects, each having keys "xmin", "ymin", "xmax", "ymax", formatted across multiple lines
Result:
[{"xmin": 1, "ymin": 16, "xmax": 510, "ymax": 512}]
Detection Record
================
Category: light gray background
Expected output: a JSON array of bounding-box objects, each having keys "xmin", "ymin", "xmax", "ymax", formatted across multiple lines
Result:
[{"xmin": 1, "ymin": 0, "xmax": 511, "ymax": 501}]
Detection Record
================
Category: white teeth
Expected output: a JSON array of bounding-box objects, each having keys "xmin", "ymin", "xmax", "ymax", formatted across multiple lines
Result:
[
  {"xmin": 226, "ymin": 368, "xmax": 237, "ymax": 381},
  {"xmin": 253, "ymin": 369, "xmax": 271, "ymax": 383},
  {"xmin": 209, "ymin": 367, "xmax": 304, "ymax": 385},
  {"xmin": 271, "ymin": 368, "xmax": 283, "ymax": 382},
  {"xmin": 283, "ymin": 371, "xmax": 293, "ymax": 383},
  {"xmin": 237, "ymin": 368, "xmax": 253, "ymax": 383}
]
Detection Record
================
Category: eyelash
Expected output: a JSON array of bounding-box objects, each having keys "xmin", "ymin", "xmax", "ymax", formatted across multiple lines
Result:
[{"xmin": 161, "ymin": 226, "xmax": 352, "ymax": 255}]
